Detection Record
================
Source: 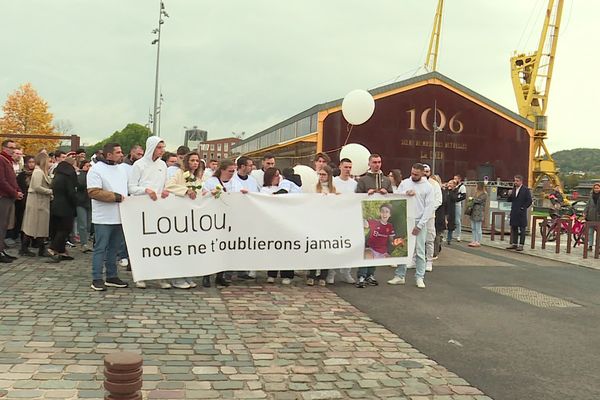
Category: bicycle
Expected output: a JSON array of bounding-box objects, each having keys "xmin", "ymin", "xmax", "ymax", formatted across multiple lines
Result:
[{"xmin": 538, "ymin": 206, "xmax": 585, "ymax": 245}]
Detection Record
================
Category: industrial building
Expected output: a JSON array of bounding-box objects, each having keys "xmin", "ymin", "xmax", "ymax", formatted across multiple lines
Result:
[{"xmin": 231, "ymin": 71, "xmax": 534, "ymax": 183}]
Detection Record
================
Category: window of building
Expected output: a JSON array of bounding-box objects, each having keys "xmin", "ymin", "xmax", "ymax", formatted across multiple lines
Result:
[
  {"xmin": 210, "ymin": 144, "xmax": 215, "ymax": 151},
  {"xmin": 203, "ymin": 154, "xmax": 207, "ymax": 159},
  {"xmin": 224, "ymin": 143, "xmax": 229, "ymax": 151},
  {"xmin": 217, "ymin": 143, "xmax": 222, "ymax": 151},
  {"xmin": 223, "ymin": 152, "xmax": 228, "ymax": 158},
  {"xmin": 217, "ymin": 154, "xmax": 221, "ymax": 159}
]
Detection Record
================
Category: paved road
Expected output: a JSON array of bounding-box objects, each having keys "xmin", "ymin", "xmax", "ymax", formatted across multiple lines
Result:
[
  {"xmin": 0, "ymin": 249, "xmax": 489, "ymax": 399},
  {"xmin": 333, "ymin": 244, "xmax": 600, "ymax": 400}
]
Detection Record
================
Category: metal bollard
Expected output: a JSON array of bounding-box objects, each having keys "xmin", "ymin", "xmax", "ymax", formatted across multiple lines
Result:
[{"xmin": 104, "ymin": 352, "xmax": 143, "ymax": 400}]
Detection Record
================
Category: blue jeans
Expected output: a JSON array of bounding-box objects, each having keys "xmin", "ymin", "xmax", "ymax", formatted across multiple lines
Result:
[
  {"xmin": 589, "ymin": 227, "xmax": 596, "ymax": 247},
  {"xmin": 455, "ymin": 203, "xmax": 463, "ymax": 238},
  {"xmin": 76, "ymin": 206, "xmax": 91, "ymax": 244},
  {"xmin": 92, "ymin": 224, "xmax": 124, "ymax": 281},
  {"xmin": 471, "ymin": 220, "xmax": 482, "ymax": 243},
  {"xmin": 357, "ymin": 266, "xmax": 376, "ymax": 279},
  {"xmin": 395, "ymin": 224, "xmax": 427, "ymax": 280}
]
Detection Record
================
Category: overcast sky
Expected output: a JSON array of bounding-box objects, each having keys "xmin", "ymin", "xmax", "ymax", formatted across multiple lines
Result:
[{"xmin": 1, "ymin": 0, "xmax": 596, "ymax": 152}]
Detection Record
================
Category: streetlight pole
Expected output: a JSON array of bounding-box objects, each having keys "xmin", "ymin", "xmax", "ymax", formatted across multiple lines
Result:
[
  {"xmin": 151, "ymin": 0, "xmax": 168, "ymax": 136},
  {"xmin": 432, "ymin": 100, "xmax": 442, "ymax": 175}
]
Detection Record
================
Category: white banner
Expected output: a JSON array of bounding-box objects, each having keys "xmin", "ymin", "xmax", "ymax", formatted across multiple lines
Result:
[{"xmin": 120, "ymin": 193, "xmax": 415, "ymax": 281}]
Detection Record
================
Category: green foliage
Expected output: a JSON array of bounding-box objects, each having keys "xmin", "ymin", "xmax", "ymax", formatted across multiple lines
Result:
[
  {"xmin": 87, "ymin": 123, "xmax": 151, "ymax": 155},
  {"xmin": 553, "ymin": 148, "xmax": 600, "ymax": 174},
  {"xmin": 361, "ymin": 199, "xmax": 408, "ymax": 257}
]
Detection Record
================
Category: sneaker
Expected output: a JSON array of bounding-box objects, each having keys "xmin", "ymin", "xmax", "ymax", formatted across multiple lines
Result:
[
  {"xmin": 172, "ymin": 279, "xmax": 191, "ymax": 289},
  {"xmin": 326, "ymin": 270, "xmax": 335, "ymax": 284},
  {"xmin": 215, "ymin": 277, "xmax": 230, "ymax": 287},
  {"xmin": 66, "ymin": 240, "xmax": 76, "ymax": 248},
  {"xmin": 282, "ymin": 278, "xmax": 291, "ymax": 285},
  {"xmin": 119, "ymin": 258, "xmax": 129, "ymax": 267},
  {"xmin": 506, "ymin": 244, "xmax": 518, "ymax": 250},
  {"xmin": 306, "ymin": 278, "xmax": 315, "ymax": 286},
  {"xmin": 237, "ymin": 273, "xmax": 254, "ymax": 280},
  {"xmin": 366, "ymin": 276, "xmax": 379, "ymax": 286},
  {"xmin": 0, "ymin": 254, "xmax": 13, "ymax": 263},
  {"xmin": 4, "ymin": 238, "xmax": 16, "ymax": 247},
  {"xmin": 456, "ymin": 237, "xmax": 461, "ymax": 242},
  {"xmin": 416, "ymin": 278, "xmax": 426, "ymax": 289},
  {"xmin": 106, "ymin": 277, "xmax": 129, "ymax": 288},
  {"xmin": 159, "ymin": 280, "xmax": 172, "ymax": 289},
  {"xmin": 135, "ymin": 281, "xmax": 147, "ymax": 289},
  {"xmin": 425, "ymin": 261, "xmax": 433, "ymax": 272},
  {"xmin": 468, "ymin": 242, "xmax": 476, "ymax": 247},
  {"xmin": 81, "ymin": 244, "xmax": 93, "ymax": 253},
  {"xmin": 1, "ymin": 251, "xmax": 17, "ymax": 260},
  {"xmin": 186, "ymin": 279, "xmax": 197, "ymax": 288},
  {"xmin": 247, "ymin": 271, "xmax": 256, "ymax": 278},
  {"xmin": 387, "ymin": 276, "xmax": 405, "ymax": 285},
  {"xmin": 267, "ymin": 276, "xmax": 275, "ymax": 284},
  {"xmin": 516, "ymin": 245, "xmax": 524, "ymax": 252},
  {"xmin": 19, "ymin": 249, "xmax": 36, "ymax": 257},
  {"xmin": 432, "ymin": 256, "xmax": 439, "ymax": 260},
  {"xmin": 356, "ymin": 277, "xmax": 366, "ymax": 288},
  {"xmin": 341, "ymin": 273, "xmax": 356, "ymax": 284},
  {"xmin": 202, "ymin": 276, "xmax": 211, "ymax": 287},
  {"xmin": 91, "ymin": 280, "xmax": 106, "ymax": 291},
  {"xmin": 318, "ymin": 279, "xmax": 326, "ymax": 286}
]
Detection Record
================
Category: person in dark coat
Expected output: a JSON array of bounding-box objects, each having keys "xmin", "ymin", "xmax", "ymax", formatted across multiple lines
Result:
[
  {"xmin": 506, "ymin": 174, "xmax": 533, "ymax": 251},
  {"xmin": 47, "ymin": 159, "xmax": 78, "ymax": 262},
  {"xmin": 16, "ymin": 156, "xmax": 36, "ymax": 256},
  {"xmin": 433, "ymin": 175, "xmax": 447, "ymax": 256},
  {"xmin": 76, "ymin": 160, "xmax": 93, "ymax": 252}
]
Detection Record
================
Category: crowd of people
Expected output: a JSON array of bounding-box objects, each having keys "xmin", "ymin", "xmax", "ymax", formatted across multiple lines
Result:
[{"xmin": 1, "ymin": 138, "xmax": 598, "ymax": 292}]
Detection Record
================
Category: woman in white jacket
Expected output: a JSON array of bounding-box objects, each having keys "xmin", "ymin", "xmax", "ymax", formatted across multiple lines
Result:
[{"xmin": 165, "ymin": 152, "xmax": 205, "ymax": 289}]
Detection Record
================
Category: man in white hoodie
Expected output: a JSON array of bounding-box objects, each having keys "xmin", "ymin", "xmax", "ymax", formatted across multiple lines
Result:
[
  {"xmin": 128, "ymin": 136, "xmax": 172, "ymax": 289},
  {"xmin": 388, "ymin": 163, "xmax": 434, "ymax": 289}
]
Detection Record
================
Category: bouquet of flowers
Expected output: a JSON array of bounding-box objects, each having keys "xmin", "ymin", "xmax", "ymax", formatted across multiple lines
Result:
[
  {"xmin": 212, "ymin": 184, "xmax": 223, "ymax": 199},
  {"xmin": 183, "ymin": 171, "xmax": 202, "ymax": 193},
  {"xmin": 464, "ymin": 196, "xmax": 474, "ymax": 216}
]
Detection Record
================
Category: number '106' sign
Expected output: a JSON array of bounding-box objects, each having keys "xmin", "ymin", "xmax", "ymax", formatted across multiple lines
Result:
[{"xmin": 406, "ymin": 108, "xmax": 464, "ymax": 133}]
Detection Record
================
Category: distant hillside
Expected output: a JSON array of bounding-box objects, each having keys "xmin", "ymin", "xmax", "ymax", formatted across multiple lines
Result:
[{"xmin": 553, "ymin": 148, "xmax": 600, "ymax": 174}]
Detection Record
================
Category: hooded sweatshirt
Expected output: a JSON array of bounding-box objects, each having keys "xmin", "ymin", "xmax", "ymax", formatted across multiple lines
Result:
[
  {"xmin": 396, "ymin": 176, "xmax": 434, "ymax": 230},
  {"xmin": 128, "ymin": 136, "xmax": 167, "ymax": 196}
]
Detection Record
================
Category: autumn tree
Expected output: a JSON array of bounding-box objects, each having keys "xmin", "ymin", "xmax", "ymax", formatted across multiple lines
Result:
[{"xmin": 0, "ymin": 83, "xmax": 59, "ymax": 154}]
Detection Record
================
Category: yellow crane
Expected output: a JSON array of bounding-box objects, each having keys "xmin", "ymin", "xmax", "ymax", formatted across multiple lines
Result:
[
  {"xmin": 425, "ymin": 0, "xmax": 444, "ymax": 72},
  {"xmin": 511, "ymin": 0, "xmax": 564, "ymax": 191}
]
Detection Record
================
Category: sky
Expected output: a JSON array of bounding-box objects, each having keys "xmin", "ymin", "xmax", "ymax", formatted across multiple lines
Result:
[{"xmin": 1, "ymin": 0, "xmax": 597, "ymax": 152}]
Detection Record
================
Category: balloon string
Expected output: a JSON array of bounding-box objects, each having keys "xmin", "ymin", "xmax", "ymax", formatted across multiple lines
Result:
[{"xmin": 343, "ymin": 123, "xmax": 353, "ymax": 146}]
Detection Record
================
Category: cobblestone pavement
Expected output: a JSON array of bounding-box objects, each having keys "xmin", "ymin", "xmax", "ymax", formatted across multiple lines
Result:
[{"xmin": 0, "ymin": 248, "xmax": 491, "ymax": 400}]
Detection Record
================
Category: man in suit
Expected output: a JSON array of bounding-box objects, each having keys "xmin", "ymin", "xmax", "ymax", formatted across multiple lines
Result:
[{"xmin": 506, "ymin": 175, "xmax": 533, "ymax": 251}]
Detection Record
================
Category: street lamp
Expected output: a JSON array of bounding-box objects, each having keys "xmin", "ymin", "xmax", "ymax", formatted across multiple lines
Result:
[
  {"xmin": 432, "ymin": 100, "xmax": 443, "ymax": 175},
  {"xmin": 151, "ymin": 0, "xmax": 169, "ymax": 136}
]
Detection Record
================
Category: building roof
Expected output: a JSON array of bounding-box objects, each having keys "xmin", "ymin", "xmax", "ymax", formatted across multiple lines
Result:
[{"xmin": 233, "ymin": 71, "xmax": 533, "ymax": 150}]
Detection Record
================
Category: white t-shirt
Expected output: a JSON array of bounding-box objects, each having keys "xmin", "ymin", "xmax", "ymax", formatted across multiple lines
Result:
[
  {"xmin": 251, "ymin": 169, "xmax": 265, "ymax": 189},
  {"xmin": 203, "ymin": 168, "xmax": 214, "ymax": 181},
  {"xmin": 333, "ymin": 176, "xmax": 358, "ymax": 194},
  {"xmin": 87, "ymin": 162, "xmax": 129, "ymax": 224},
  {"xmin": 261, "ymin": 186, "xmax": 280, "ymax": 194},
  {"xmin": 279, "ymin": 178, "xmax": 301, "ymax": 194},
  {"xmin": 231, "ymin": 173, "xmax": 259, "ymax": 193},
  {"xmin": 203, "ymin": 176, "xmax": 234, "ymax": 193}
]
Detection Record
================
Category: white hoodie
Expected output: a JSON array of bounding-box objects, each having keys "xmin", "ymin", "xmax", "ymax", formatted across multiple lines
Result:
[{"xmin": 128, "ymin": 136, "xmax": 167, "ymax": 196}]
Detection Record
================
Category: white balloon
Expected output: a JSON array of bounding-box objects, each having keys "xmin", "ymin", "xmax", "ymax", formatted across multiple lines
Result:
[
  {"xmin": 293, "ymin": 165, "xmax": 318, "ymax": 193},
  {"xmin": 340, "ymin": 143, "xmax": 370, "ymax": 176},
  {"xmin": 342, "ymin": 89, "xmax": 375, "ymax": 125}
]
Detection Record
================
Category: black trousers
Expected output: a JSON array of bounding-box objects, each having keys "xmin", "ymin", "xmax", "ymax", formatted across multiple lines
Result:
[
  {"xmin": 510, "ymin": 225, "xmax": 526, "ymax": 246},
  {"xmin": 308, "ymin": 269, "xmax": 329, "ymax": 280},
  {"xmin": 50, "ymin": 216, "xmax": 74, "ymax": 254},
  {"xmin": 267, "ymin": 270, "xmax": 294, "ymax": 279}
]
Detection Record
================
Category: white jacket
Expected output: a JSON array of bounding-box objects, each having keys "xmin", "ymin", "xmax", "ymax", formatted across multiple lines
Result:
[{"xmin": 128, "ymin": 136, "xmax": 167, "ymax": 195}]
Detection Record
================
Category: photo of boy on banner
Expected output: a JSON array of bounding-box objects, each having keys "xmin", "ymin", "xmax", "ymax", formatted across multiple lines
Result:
[{"xmin": 362, "ymin": 199, "xmax": 408, "ymax": 260}]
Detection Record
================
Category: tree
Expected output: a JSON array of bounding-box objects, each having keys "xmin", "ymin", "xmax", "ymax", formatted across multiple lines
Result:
[
  {"xmin": 0, "ymin": 83, "xmax": 58, "ymax": 154},
  {"xmin": 87, "ymin": 123, "xmax": 151, "ymax": 155}
]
